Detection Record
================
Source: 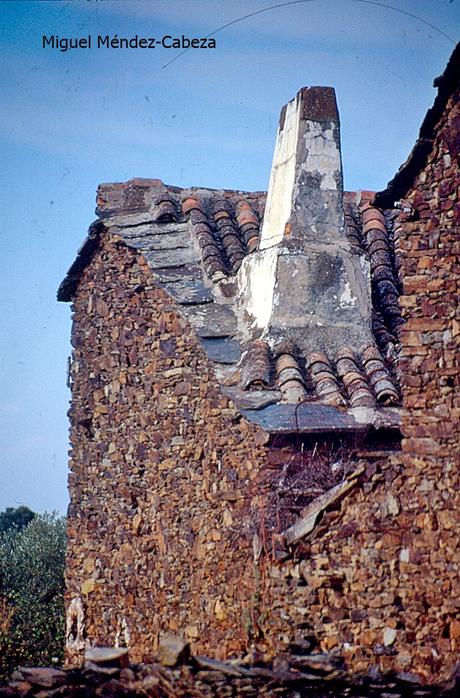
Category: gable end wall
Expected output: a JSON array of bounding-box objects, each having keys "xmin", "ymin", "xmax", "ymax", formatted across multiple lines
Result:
[{"xmin": 65, "ymin": 233, "xmax": 268, "ymax": 665}]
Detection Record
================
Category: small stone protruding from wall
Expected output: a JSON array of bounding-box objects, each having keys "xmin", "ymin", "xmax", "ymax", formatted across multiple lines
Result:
[
  {"xmin": 156, "ymin": 634, "xmax": 191, "ymax": 667},
  {"xmin": 84, "ymin": 646, "xmax": 130, "ymax": 674},
  {"xmin": 65, "ymin": 597, "xmax": 86, "ymax": 665}
]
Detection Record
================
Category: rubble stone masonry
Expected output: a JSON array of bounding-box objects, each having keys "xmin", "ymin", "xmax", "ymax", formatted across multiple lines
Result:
[
  {"xmin": 65, "ymin": 87, "xmax": 459, "ymax": 683},
  {"xmin": 65, "ymin": 233, "xmax": 269, "ymax": 665},
  {"xmin": 394, "ymin": 86, "xmax": 459, "ymax": 674}
]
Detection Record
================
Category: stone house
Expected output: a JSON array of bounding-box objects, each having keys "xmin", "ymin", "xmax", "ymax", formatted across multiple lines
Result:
[{"xmin": 58, "ymin": 44, "xmax": 459, "ymax": 681}]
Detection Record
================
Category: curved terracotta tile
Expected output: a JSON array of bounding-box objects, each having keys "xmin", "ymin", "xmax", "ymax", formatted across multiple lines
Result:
[
  {"xmin": 368, "ymin": 239, "xmax": 390, "ymax": 255},
  {"xmin": 235, "ymin": 200, "xmax": 260, "ymax": 251},
  {"xmin": 360, "ymin": 346, "xmax": 399, "ymax": 405},
  {"xmin": 373, "ymin": 378, "xmax": 399, "ymax": 404},
  {"xmin": 362, "ymin": 207, "xmax": 385, "ymax": 225},
  {"xmin": 281, "ymin": 381, "xmax": 308, "ymax": 403},
  {"xmin": 308, "ymin": 353, "xmax": 345, "ymax": 406},
  {"xmin": 212, "ymin": 203, "xmax": 246, "ymax": 272},
  {"xmin": 152, "ymin": 199, "xmax": 178, "ymax": 223},
  {"xmin": 213, "ymin": 210, "xmax": 231, "ymax": 221},
  {"xmin": 212, "ymin": 199, "xmax": 233, "ymax": 216},
  {"xmin": 189, "ymin": 210, "xmax": 209, "ymax": 225},
  {"xmin": 332, "ymin": 348, "xmax": 375, "ymax": 407},
  {"xmin": 275, "ymin": 352, "xmax": 300, "ymax": 371},
  {"xmin": 182, "ymin": 195, "xmax": 204, "ymax": 215},
  {"xmin": 240, "ymin": 340, "xmax": 272, "ymax": 390}
]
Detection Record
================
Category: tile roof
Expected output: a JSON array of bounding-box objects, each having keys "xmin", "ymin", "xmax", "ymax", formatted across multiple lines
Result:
[{"xmin": 58, "ymin": 179, "xmax": 401, "ymax": 434}]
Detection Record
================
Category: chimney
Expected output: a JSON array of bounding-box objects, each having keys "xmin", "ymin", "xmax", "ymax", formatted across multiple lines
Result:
[
  {"xmin": 260, "ymin": 87, "xmax": 343, "ymax": 249},
  {"xmin": 237, "ymin": 87, "xmax": 374, "ymax": 357}
]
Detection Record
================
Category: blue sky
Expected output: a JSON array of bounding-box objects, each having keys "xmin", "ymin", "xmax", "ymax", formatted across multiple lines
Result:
[{"xmin": 0, "ymin": 0, "xmax": 458, "ymax": 515}]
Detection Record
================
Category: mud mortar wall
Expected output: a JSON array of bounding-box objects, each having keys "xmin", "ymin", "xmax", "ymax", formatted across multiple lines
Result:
[{"xmin": 65, "ymin": 234, "xmax": 268, "ymax": 666}]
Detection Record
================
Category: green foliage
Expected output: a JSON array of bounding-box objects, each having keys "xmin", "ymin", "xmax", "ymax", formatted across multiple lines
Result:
[
  {"xmin": 0, "ymin": 512, "xmax": 66, "ymax": 681},
  {"xmin": 0, "ymin": 506, "xmax": 35, "ymax": 534}
]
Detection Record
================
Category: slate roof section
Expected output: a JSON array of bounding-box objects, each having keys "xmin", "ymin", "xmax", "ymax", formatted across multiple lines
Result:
[{"xmin": 58, "ymin": 180, "xmax": 402, "ymax": 433}]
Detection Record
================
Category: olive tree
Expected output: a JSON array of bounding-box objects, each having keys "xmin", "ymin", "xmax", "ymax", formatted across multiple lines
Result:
[
  {"xmin": 0, "ymin": 512, "xmax": 66, "ymax": 680},
  {"xmin": 0, "ymin": 506, "xmax": 35, "ymax": 534}
]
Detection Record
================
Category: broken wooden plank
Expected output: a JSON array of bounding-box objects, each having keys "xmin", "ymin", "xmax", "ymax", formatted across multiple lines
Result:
[{"xmin": 283, "ymin": 465, "xmax": 365, "ymax": 546}]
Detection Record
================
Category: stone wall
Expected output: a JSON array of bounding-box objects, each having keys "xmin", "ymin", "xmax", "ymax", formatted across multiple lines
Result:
[
  {"xmin": 255, "ymin": 88, "xmax": 460, "ymax": 682},
  {"xmin": 65, "ymin": 231, "xmax": 404, "ymax": 676},
  {"xmin": 65, "ymin": 233, "xmax": 269, "ymax": 665},
  {"xmin": 393, "ymin": 85, "xmax": 460, "ymax": 671},
  {"xmin": 65, "ymin": 87, "xmax": 459, "ymax": 683}
]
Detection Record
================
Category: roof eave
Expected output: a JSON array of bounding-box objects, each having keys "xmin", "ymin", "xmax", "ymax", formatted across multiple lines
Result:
[
  {"xmin": 57, "ymin": 220, "xmax": 104, "ymax": 302},
  {"xmin": 374, "ymin": 42, "xmax": 460, "ymax": 208},
  {"xmin": 240, "ymin": 403, "xmax": 402, "ymax": 434}
]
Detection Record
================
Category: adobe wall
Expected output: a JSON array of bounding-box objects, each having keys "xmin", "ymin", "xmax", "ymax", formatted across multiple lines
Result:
[
  {"xmin": 65, "ymin": 233, "xmax": 269, "ymax": 665},
  {"xmin": 257, "ymin": 89, "xmax": 460, "ymax": 682}
]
